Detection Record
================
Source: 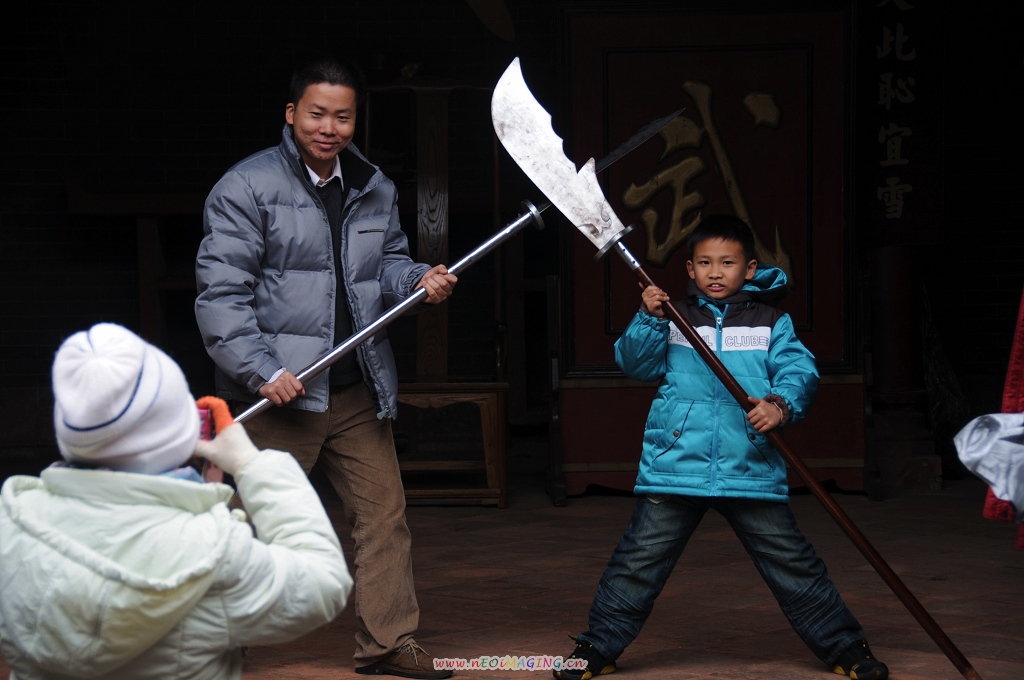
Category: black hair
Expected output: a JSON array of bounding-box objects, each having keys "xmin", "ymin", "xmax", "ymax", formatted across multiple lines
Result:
[
  {"xmin": 687, "ymin": 214, "xmax": 756, "ymax": 263},
  {"xmin": 289, "ymin": 57, "xmax": 368, "ymax": 107}
]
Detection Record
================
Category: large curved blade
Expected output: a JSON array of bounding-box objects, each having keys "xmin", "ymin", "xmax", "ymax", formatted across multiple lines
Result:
[{"xmin": 491, "ymin": 57, "xmax": 626, "ymax": 253}]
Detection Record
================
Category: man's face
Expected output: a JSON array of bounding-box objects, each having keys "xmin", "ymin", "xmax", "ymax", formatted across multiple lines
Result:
[
  {"xmin": 285, "ymin": 82, "xmax": 357, "ymax": 179},
  {"xmin": 686, "ymin": 237, "xmax": 757, "ymax": 300}
]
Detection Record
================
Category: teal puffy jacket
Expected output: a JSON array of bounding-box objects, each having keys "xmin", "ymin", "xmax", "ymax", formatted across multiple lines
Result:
[{"xmin": 615, "ymin": 265, "xmax": 818, "ymax": 502}]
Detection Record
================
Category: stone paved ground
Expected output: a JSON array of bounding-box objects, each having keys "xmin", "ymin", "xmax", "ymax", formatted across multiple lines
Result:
[{"xmin": 3, "ymin": 445, "xmax": 1021, "ymax": 680}]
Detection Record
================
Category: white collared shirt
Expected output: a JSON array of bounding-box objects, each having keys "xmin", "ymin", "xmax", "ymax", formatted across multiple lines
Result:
[{"xmin": 304, "ymin": 156, "xmax": 344, "ymax": 190}]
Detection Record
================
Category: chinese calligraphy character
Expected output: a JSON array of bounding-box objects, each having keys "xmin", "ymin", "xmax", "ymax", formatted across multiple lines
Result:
[
  {"xmin": 878, "ymin": 123, "xmax": 912, "ymax": 166},
  {"xmin": 877, "ymin": 23, "xmax": 917, "ymax": 61},
  {"xmin": 878, "ymin": 72, "xmax": 916, "ymax": 110},
  {"xmin": 877, "ymin": 177, "xmax": 912, "ymax": 218},
  {"xmin": 621, "ymin": 80, "xmax": 791, "ymax": 278},
  {"xmin": 620, "ymin": 118, "xmax": 707, "ymax": 265}
]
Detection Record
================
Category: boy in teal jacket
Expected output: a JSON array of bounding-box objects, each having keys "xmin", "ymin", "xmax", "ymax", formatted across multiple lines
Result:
[{"xmin": 556, "ymin": 215, "xmax": 887, "ymax": 680}]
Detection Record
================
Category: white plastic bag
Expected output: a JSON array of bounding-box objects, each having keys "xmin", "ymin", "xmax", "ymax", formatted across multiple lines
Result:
[{"xmin": 954, "ymin": 412, "xmax": 1024, "ymax": 522}]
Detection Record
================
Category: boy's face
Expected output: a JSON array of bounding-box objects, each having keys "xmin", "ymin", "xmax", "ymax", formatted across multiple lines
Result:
[{"xmin": 686, "ymin": 237, "xmax": 757, "ymax": 300}]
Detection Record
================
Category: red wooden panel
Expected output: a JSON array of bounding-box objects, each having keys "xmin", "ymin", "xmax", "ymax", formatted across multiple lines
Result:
[
  {"xmin": 560, "ymin": 385, "xmax": 654, "ymax": 496},
  {"xmin": 559, "ymin": 8, "xmax": 864, "ymax": 494}
]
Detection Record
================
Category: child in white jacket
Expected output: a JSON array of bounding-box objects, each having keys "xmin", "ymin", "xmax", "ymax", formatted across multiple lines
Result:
[{"xmin": 0, "ymin": 323, "xmax": 352, "ymax": 679}]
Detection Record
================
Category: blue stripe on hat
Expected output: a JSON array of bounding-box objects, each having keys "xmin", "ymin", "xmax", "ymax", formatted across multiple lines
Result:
[{"xmin": 61, "ymin": 346, "xmax": 148, "ymax": 432}]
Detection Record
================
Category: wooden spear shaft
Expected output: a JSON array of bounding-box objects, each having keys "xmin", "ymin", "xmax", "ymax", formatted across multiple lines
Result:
[{"xmin": 612, "ymin": 241, "xmax": 983, "ymax": 680}]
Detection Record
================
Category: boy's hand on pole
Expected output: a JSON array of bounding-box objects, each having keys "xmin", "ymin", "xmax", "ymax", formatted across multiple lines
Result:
[
  {"xmin": 746, "ymin": 396, "xmax": 783, "ymax": 433},
  {"xmin": 640, "ymin": 283, "xmax": 669, "ymax": 318}
]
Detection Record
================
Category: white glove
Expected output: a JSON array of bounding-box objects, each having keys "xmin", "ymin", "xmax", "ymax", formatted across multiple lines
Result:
[{"xmin": 195, "ymin": 423, "xmax": 260, "ymax": 476}]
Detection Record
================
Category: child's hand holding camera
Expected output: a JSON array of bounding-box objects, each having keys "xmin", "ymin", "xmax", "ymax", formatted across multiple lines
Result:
[{"xmin": 194, "ymin": 397, "xmax": 259, "ymax": 476}]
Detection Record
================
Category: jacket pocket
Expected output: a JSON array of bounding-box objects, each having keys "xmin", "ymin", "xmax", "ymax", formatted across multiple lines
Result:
[
  {"xmin": 743, "ymin": 422, "xmax": 775, "ymax": 472},
  {"xmin": 644, "ymin": 401, "xmax": 692, "ymax": 470},
  {"xmin": 349, "ymin": 228, "xmax": 387, "ymax": 281}
]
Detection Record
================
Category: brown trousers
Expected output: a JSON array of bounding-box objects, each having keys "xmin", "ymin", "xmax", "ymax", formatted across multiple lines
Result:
[{"xmin": 238, "ymin": 381, "xmax": 418, "ymax": 665}]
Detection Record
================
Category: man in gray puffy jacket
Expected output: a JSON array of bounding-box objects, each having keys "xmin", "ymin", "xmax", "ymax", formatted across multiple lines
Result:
[{"xmin": 195, "ymin": 57, "xmax": 457, "ymax": 679}]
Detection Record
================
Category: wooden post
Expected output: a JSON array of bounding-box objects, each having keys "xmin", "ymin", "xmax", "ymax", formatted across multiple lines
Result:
[{"xmin": 413, "ymin": 89, "xmax": 452, "ymax": 382}]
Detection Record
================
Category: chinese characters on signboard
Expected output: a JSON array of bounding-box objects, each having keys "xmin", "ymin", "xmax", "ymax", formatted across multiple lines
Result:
[
  {"xmin": 876, "ymin": 0, "xmax": 917, "ymax": 220},
  {"xmin": 620, "ymin": 80, "xmax": 792, "ymax": 280}
]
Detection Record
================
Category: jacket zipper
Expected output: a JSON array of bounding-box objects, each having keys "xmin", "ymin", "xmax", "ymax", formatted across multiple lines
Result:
[
  {"xmin": 709, "ymin": 305, "xmax": 727, "ymax": 495},
  {"xmin": 303, "ymin": 175, "xmax": 382, "ymax": 411}
]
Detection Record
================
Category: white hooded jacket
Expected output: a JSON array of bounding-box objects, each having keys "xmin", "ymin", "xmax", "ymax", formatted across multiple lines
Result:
[{"xmin": 0, "ymin": 449, "xmax": 352, "ymax": 679}]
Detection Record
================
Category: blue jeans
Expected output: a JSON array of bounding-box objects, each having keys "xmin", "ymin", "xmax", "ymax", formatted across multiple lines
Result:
[{"xmin": 579, "ymin": 495, "xmax": 865, "ymax": 667}]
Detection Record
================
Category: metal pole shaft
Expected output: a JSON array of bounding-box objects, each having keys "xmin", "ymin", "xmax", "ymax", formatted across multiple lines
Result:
[
  {"xmin": 236, "ymin": 105, "xmax": 682, "ymax": 424},
  {"xmin": 234, "ymin": 202, "xmax": 544, "ymax": 425},
  {"xmin": 613, "ymin": 241, "xmax": 983, "ymax": 680}
]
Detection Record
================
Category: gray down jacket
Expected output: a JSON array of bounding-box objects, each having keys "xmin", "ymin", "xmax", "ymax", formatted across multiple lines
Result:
[{"xmin": 195, "ymin": 124, "xmax": 429, "ymax": 417}]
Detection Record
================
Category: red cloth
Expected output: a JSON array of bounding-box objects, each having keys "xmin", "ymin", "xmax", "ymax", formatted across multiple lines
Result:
[
  {"xmin": 989, "ymin": 287, "xmax": 1024, "ymax": 549},
  {"xmin": 984, "ymin": 487, "xmax": 1017, "ymax": 521},
  {"xmin": 1003, "ymin": 294, "xmax": 1024, "ymax": 415}
]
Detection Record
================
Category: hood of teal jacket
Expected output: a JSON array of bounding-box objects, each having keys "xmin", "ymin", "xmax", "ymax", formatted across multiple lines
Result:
[{"xmin": 688, "ymin": 263, "xmax": 790, "ymax": 310}]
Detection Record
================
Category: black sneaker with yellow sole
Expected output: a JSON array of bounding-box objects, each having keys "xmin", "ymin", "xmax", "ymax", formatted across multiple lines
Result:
[
  {"xmin": 553, "ymin": 637, "xmax": 616, "ymax": 680},
  {"xmin": 832, "ymin": 640, "xmax": 889, "ymax": 680}
]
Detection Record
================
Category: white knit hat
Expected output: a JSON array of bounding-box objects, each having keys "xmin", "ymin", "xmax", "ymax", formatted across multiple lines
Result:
[{"xmin": 52, "ymin": 323, "xmax": 200, "ymax": 474}]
